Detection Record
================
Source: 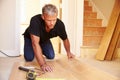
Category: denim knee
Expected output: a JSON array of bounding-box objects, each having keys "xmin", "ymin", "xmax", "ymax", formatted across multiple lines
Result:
[
  {"xmin": 46, "ymin": 53, "xmax": 55, "ymax": 59},
  {"xmin": 24, "ymin": 55, "xmax": 34, "ymax": 61}
]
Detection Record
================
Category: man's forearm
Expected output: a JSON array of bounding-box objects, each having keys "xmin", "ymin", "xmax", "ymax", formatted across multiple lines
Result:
[
  {"xmin": 63, "ymin": 38, "xmax": 71, "ymax": 53},
  {"xmin": 32, "ymin": 43, "xmax": 46, "ymax": 66},
  {"xmin": 32, "ymin": 43, "xmax": 53, "ymax": 72},
  {"xmin": 63, "ymin": 38, "xmax": 75, "ymax": 59},
  {"xmin": 30, "ymin": 34, "xmax": 46, "ymax": 66}
]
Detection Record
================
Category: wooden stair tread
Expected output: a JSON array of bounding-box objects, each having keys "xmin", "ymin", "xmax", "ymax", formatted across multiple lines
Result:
[
  {"xmin": 84, "ymin": 6, "xmax": 92, "ymax": 12},
  {"xmin": 84, "ymin": 27, "xmax": 106, "ymax": 36},
  {"xmin": 83, "ymin": 36, "xmax": 103, "ymax": 46},
  {"xmin": 84, "ymin": 1, "xmax": 89, "ymax": 6},
  {"xmin": 84, "ymin": 12, "xmax": 97, "ymax": 19}
]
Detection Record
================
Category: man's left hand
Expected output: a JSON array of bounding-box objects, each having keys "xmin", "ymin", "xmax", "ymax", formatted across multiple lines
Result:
[{"xmin": 67, "ymin": 52, "xmax": 75, "ymax": 59}]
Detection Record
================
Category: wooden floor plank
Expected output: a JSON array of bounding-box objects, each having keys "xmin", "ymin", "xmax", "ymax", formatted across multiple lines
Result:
[{"xmin": 9, "ymin": 55, "xmax": 118, "ymax": 80}]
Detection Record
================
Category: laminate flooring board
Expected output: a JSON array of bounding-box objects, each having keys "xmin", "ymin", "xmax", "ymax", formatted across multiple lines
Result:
[
  {"xmin": 0, "ymin": 54, "xmax": 120, "ymax": 80},
  {"xmin": 9, "ymin": 55, "xmax": 119, "ymax": 80}
]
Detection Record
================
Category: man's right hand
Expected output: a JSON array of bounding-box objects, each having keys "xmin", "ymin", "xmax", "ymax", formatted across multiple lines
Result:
[{"xmin": 41, "ymin": 63, "xmax": 53, "ymax": 72}]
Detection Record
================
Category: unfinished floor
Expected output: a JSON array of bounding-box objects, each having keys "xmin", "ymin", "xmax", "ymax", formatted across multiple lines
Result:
[{"xmin": 0, "ymin": 54, "xmax": 120, "ymax": 80}]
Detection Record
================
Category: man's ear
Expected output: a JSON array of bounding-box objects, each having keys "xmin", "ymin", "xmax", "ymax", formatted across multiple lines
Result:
[{"xmin": 41, "ymin": 15, "xmax": 44, "ymax": 20}]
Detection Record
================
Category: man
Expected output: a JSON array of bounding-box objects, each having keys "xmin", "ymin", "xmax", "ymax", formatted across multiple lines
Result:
[{"xmin": 23, "ymin": 4, "xmax": 74, "ymax": 72}]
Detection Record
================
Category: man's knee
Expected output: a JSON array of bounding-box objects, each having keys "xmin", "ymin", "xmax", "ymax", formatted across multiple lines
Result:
[
  {"xmin": 46, "ymin": 54, "xmax": 55, "ymax": 59},
  {"xmin": 24, "ymin": 55, "xmax": 34, "ymax": 61}
]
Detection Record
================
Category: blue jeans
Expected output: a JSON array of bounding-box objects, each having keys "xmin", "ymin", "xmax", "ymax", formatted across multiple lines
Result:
[{"xmin": 24, "ymin": 37, "xmax": 55, "ymax": 61}]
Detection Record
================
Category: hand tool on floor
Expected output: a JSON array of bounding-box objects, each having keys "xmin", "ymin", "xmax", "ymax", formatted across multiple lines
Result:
[{"xmin": 19, "ymin": 66, "xmax": 36, "ymax": 80}]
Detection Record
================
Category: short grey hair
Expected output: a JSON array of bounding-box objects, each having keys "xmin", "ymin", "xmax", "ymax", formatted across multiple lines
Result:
[{"xmin": 42, "ymin": 4, "xmax": 58, "ymax": 16}]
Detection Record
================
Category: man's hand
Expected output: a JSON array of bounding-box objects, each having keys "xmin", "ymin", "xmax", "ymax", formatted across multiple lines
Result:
[
  {"xmin": 67, "ymin": 52, "xmax": 75, "ymax": 59},
  {"xmin": 41, "ymin": 63, "xmax": 53, "ymax": 72}
]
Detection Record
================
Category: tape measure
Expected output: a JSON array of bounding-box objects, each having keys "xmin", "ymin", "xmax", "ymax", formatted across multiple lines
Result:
[
  {"xmin": 18, "ymin": 66, "xmax": 36, "ymax": 80},
  {"xmin": 26, "ymin": 70, "xmax": 36, "ymax": 80}
]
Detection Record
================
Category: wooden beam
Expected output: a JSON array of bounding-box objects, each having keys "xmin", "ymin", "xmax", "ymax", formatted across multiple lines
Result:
[
  {"xmin": 96, "ymin": 0, "xmax": 120, "ymax": 60},
  {"xmin": 112, "ymin": 31, "xmax": 120, "ymax": 60},
  {"xmin": 105, "ymin": 14, "xmax": 120, "ymax": 60}
]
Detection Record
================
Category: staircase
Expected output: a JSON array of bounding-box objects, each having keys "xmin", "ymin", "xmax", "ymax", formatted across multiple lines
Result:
[{"xmin": 80, "ymin": 0, "xmax": 106, "ymax": 58}]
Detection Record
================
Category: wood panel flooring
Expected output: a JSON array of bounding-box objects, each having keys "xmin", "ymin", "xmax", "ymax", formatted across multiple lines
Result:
[{"xmin": 0, "ymin": 54, "xmax": 120, "ymax": 80}]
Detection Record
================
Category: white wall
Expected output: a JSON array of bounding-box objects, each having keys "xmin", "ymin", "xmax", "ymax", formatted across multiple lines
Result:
[
  {"xmin": 92, "ymin": 0, "xmax": 115, "ymax": 20},
  {"xmin": 62, "ymin": 0, "xmax": 84, "ymax": 56},
  {"xmin": 90, "ymin": 0, "xmax": 115, "ymax": 26},
  {"xmin": 0, "ymin": 0, "xmax": 20, "ymax": 57}
]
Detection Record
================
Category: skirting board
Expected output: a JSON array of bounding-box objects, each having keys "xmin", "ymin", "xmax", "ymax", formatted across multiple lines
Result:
[{"xmin": 0, "ymin": 50, "xmax": 20, "ymax": 57}]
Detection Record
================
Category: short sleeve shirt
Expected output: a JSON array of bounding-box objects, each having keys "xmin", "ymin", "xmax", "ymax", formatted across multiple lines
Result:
[{"xmin": 23, "ymin": 14, "xmax": 68, "ymax": 44}]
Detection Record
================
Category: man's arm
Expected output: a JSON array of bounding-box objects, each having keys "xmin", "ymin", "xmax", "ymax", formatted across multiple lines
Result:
[
  {"xmin": 30, "ymin": 34, "xmax": 52, "ymax": 72},
  {"xmin": 63, "ymin": 38, "xmax": 74, "ymax": 59}
]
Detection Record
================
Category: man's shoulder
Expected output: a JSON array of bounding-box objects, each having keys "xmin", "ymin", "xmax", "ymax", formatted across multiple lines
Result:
[
  {"xmin": 31, "ymin": 14, "xmax": 42, "ymax": 20},
  {"xmin": 56, "ymin": 18, "xmax": 64, "ymax": 25},
  {"xmin": 33, "ymin": 14, "xmax": 41, "ymax": 17},
  {"xmin": 30, "ymin": 14, "xmax": 43, "ymax": 23}
]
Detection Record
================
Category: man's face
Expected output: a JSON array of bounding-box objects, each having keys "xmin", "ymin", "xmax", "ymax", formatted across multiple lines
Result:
[{"xmin": 42, "ymin": 13, "xmax": 57, "ymax": 30}]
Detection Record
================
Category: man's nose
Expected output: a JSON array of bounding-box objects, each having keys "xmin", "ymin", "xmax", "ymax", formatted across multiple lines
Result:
[{"xmin": 50, "ymin": 21, "xmax": 54, "ymax": 25}]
